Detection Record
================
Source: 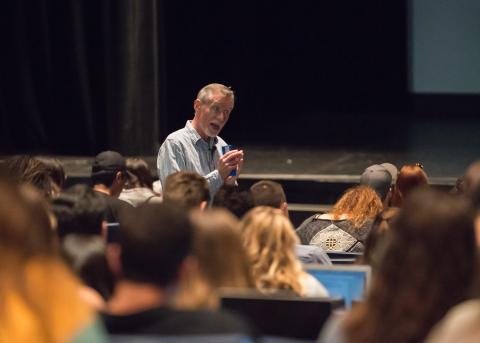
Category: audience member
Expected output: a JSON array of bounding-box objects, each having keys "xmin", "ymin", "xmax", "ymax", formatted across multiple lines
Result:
[
  {"xmin": 0, "ymin": 178, "xmax": 107, "ymax": 342},
  {"xmin": 390, "ymin": 163, "xmax": 428, "ymax": 207},
  {"xmin": 360, "ymin": 163, "xmax": 397, "ymax": 205},
  {"xmin": 175, "ymin": 209, "xmax": 254, "ymax": 310},
  {"xmin": 240, "ymin": 206, "xmax": 329, "ymax": 297},
  {"xmin": 2, "ymin": 155, "xmax": 63, "ymax": 199},
  {"xmin": 250, "ymin": 180, "xmax": 289, "ymax": 216},
  {"xmin": 296, "ymin": 186, "xmax": 382, "ymax": 252},
  {"xmin": 157, "ymin": 83, "xmax": 244, "ymax": 196},
  {"xmin": 162, "ymin": 171, "xmax": 210, "ymax": 211},
  {"xmin": 250, "ymin": 179, "xmax": 331, "ymax": 265},
  {"xmin": 102, "ymin": 203, "xmax": 252, "ymax": 336},
  {"xmin": 36, "ymin": 156, "xmax": 66, "ymax": 196},
  {"xmin": 52, "ymin": 184, "xmax": 115, "ymax": 306},
  {"xmin": 358, "ymin": 207, "xmax": 400, "ymax": 270},
  {"xmin": 91, "ymin": 151, "xmax": 134, "ymax": 223},
  {"xmin": 52, "ymin": 184, "xmax": 107, "ymax": 238},
  {"xmin": 212, "ymin": 184, "xmax": 255, "ymax": 218},
  {"xmin": 62, "ymin": 234, "xmax": 112, "ymax": 309},
  {"xmin": 426, "ymin": 297, "xmax": 480, "ymax": 343},
  {"xmin": 319, "ymin": 188, "xmax": 477, "ymax": 343},
  {"xmin": 119, "ymin": 158, "xmax": 162, "ymax": 206}
]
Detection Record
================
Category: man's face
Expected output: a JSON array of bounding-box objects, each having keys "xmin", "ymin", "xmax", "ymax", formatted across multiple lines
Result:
[{"xmin": 193, "ymin": 91, "xmax": 234, "ymax": 139}]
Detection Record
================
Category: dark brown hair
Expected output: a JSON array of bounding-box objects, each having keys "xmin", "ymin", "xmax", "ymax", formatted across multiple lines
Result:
[
  {"xmin": 36, "ymin": 157, "xmax": 66, "ymax": 190},
  {"xmin": 250, "ymin": 180, "xmax": 287, "ymax": 208},
  {"xmin": 343, "ymin": 188, "xmax": 477, "ymax": 343},
  {"xmin": 360, "ymin": 207, "xmax": 400, "ymax": 269},
  {"xmin": 163, "ymin": 171, "xmax": 210, "ymax": 209},
  {"xmin": 125, "ymin": 158, "xmax": 154, "ymax": 189},
  {"xmin": 0, "ymin": 180, "xmax": 56, "ymax": 259},
  {"xmin": 2, "ymin": 155, "xmax": 61, "ymax": 198}
]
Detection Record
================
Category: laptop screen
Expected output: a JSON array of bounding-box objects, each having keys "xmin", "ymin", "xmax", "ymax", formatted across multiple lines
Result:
[{"xmin": 305, "ymin": 264, "xmax": 371, "ymax": 309}]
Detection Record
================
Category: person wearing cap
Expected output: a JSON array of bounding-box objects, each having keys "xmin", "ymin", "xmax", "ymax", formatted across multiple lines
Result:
[
  {"xmin": 156, "ymin": 83, "xmax": 244, "ymax": 197},
  {"xmin": 360, "ymin": 163, "xmax": 397, "ymax": 206},
  {"xmin": 91, "ymin": 151, "xmax": 134, "ymax": 224}
]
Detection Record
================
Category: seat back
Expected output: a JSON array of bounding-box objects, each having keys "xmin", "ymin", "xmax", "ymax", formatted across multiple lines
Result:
[{"xmin": 220, "ymin": 289, "xmax": 343, "ymax": 340}]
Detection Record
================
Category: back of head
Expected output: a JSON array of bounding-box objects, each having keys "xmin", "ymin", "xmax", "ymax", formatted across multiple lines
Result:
[
  {"xmin": 36, "ymin": 156, "xmax": 66, "ymax": 192},
  {"xmin": 190, "ymin": 209, "xmax": 253, "ymax": 289},
  {"xmin": 360, "ymin": 165, "xmax": 392, "ymax": 200},
  {"xmin": 91, "ymin": 150, "xmax": 129, "ymax": 188},
  {"xmin": 0, "ymin": 176, "xmax": 94, "ymax": 343},
  {"xmin": 331, "ymin": 185, "xmax": 383, "ymax": 228},
  {"xmin": 212, "ymin": 185, "xmax": 254, "ymax": 218},
  {"xmin": 62, "ymin": 234, "xmax": 114, "ymax": 299},
  {"xmin": 125, "ymin": 158, "xmax": 154, "ymax": 189},
  {"xmin": 120, "ymin": 203, "xmax": 193, "ymax": 287},
  {"xmin": 163, "ymin": 171, "xmax": 210, "ymax": 210},
  {"xmin": 392, "ymin": 189, "xmax": 475, "ymax": 266},
  {"xmin": 392, "ymin": 164, "xmax": 429, "ymax": 207},
  {"xmin": 250, "ymin": 180, "xmax": 287, "ymax": 208},
  {"xmin": 197, "ymin": 83, "xmax": 235, "ymax": 104},
  {"xmin": 175, "ymin": 209, "xmax": 253, "ymax": 309},
  {"xmin": 240, "ymin": 206, "xmax": 303, "ymax": 294},
  {"xmin": 344, "ymin": 188, "xmax": 476, "ymax": 343},
  {"xmin": 52, "ymin": 184, "xmax": 107, "ymax": 238},
  {"xmin": 2, "ymin": 155, "xmax": 59, "ymax": 199},
  {"xmin": 0, "ymin": 178, "xmax": 56, "ymax": 261}
]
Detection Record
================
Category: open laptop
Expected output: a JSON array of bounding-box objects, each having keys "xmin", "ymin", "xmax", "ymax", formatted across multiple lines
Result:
[
  {"xmin": 220, "ymin": 289, "xmax": 343, "ymax": 340},
  {"xmin": 304, "ymin": 264, "xmax": 371, "ymax": 309}
]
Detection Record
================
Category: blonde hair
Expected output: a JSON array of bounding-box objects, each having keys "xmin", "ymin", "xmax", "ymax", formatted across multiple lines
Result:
[
  {"xmin": 240, "ymin": 206, "xmax": 306, "ymax": 295},
  {"xmin": 175, "ymin": 209, "xmax": 253, "ymax": 309},
  {"xmin": 196, "ymin": 83, "xmax": 234, "ymax": 104},
  {"xmin": 331, "ymin": 185, "xmax": 383, "ymax": 228}
]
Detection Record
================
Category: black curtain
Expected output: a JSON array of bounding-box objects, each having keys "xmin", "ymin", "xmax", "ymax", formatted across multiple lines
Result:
[{"xmin": 0, "ymin": 0, "xmax": 165, "ymax": 156}]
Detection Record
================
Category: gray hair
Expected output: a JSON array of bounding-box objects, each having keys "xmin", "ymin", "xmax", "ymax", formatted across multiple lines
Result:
[{"xmin": 196, "ymin": 83, "xmax": 234, "ymax": 104}]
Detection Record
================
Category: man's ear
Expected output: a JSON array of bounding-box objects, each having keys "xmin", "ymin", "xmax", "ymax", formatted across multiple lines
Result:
[
  {"xmin": 280, "ymin": 201, "xmax": 289, "ymax": 218},
  {"xmin": 106, "ymin": 243, "xmax": 122, "ymax": 278},
  {"xmin": 193, "ymin": 99, "xmax": 202, "ymax": 113},
  {"xmin": 199, "ymin": 201, "xmax": 208, "ymax": 211},
  {"xmin": 115, "ymin": 171, "xmax": 124, "ymax": 183}
]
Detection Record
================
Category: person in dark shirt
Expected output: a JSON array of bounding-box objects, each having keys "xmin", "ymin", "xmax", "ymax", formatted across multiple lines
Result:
[
  {"xmin": 102, "ymin": 202, "xmax": 252, "ymax": 337},
  {"xmin": 91, "ymin": 151, "xmax": 134, "ymax": 224}
]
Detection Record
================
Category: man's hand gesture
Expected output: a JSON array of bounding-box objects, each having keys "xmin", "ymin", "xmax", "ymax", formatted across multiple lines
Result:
[{"xmin": 217, "ymin": 149, "xmax": 244, "ymax": 185}]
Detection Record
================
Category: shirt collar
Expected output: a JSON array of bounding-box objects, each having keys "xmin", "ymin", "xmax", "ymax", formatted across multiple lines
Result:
[{"xmin": 185, "ymin": 120, "xmax": 218, "ymax": 148}]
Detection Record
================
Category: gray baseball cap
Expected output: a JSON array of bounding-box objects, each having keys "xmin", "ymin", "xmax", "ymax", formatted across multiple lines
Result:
[{"xmin": 360, "ymin": 164, "xmax": 392, "ymax": 200}]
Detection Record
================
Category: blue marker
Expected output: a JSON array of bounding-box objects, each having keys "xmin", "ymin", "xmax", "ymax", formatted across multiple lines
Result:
[{"xmin": 221, "ymin": 144, "xmax": 237, "ymax": 177}]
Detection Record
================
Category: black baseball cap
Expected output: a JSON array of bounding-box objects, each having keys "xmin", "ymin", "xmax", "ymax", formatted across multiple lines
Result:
[{"xmin": 91, "ymin": 151, "xmax": 136, "ymax": 181}]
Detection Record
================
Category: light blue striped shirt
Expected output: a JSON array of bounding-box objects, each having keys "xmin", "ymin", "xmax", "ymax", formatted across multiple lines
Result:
[{"xmin": 157, "ymin": 121, "xmax": 227, "ymax": 196}]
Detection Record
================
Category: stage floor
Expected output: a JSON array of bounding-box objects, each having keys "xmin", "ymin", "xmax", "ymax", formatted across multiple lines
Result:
[{"xmin": 57, "ymin": 143, "xmax": 470, "ymax": 186}]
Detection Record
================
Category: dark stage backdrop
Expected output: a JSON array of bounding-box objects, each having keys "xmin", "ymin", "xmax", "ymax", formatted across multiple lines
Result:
[
  {"xmin": 163, "ymin": 1, "xmax": 408, "ymax": 147},
  {"xmin": 0, "ymin": 0, "xmax": 166, "ymax": 155},
  {"xmin": 1, "ymin": 1, "xmax": 409, "ymax": 155}
]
